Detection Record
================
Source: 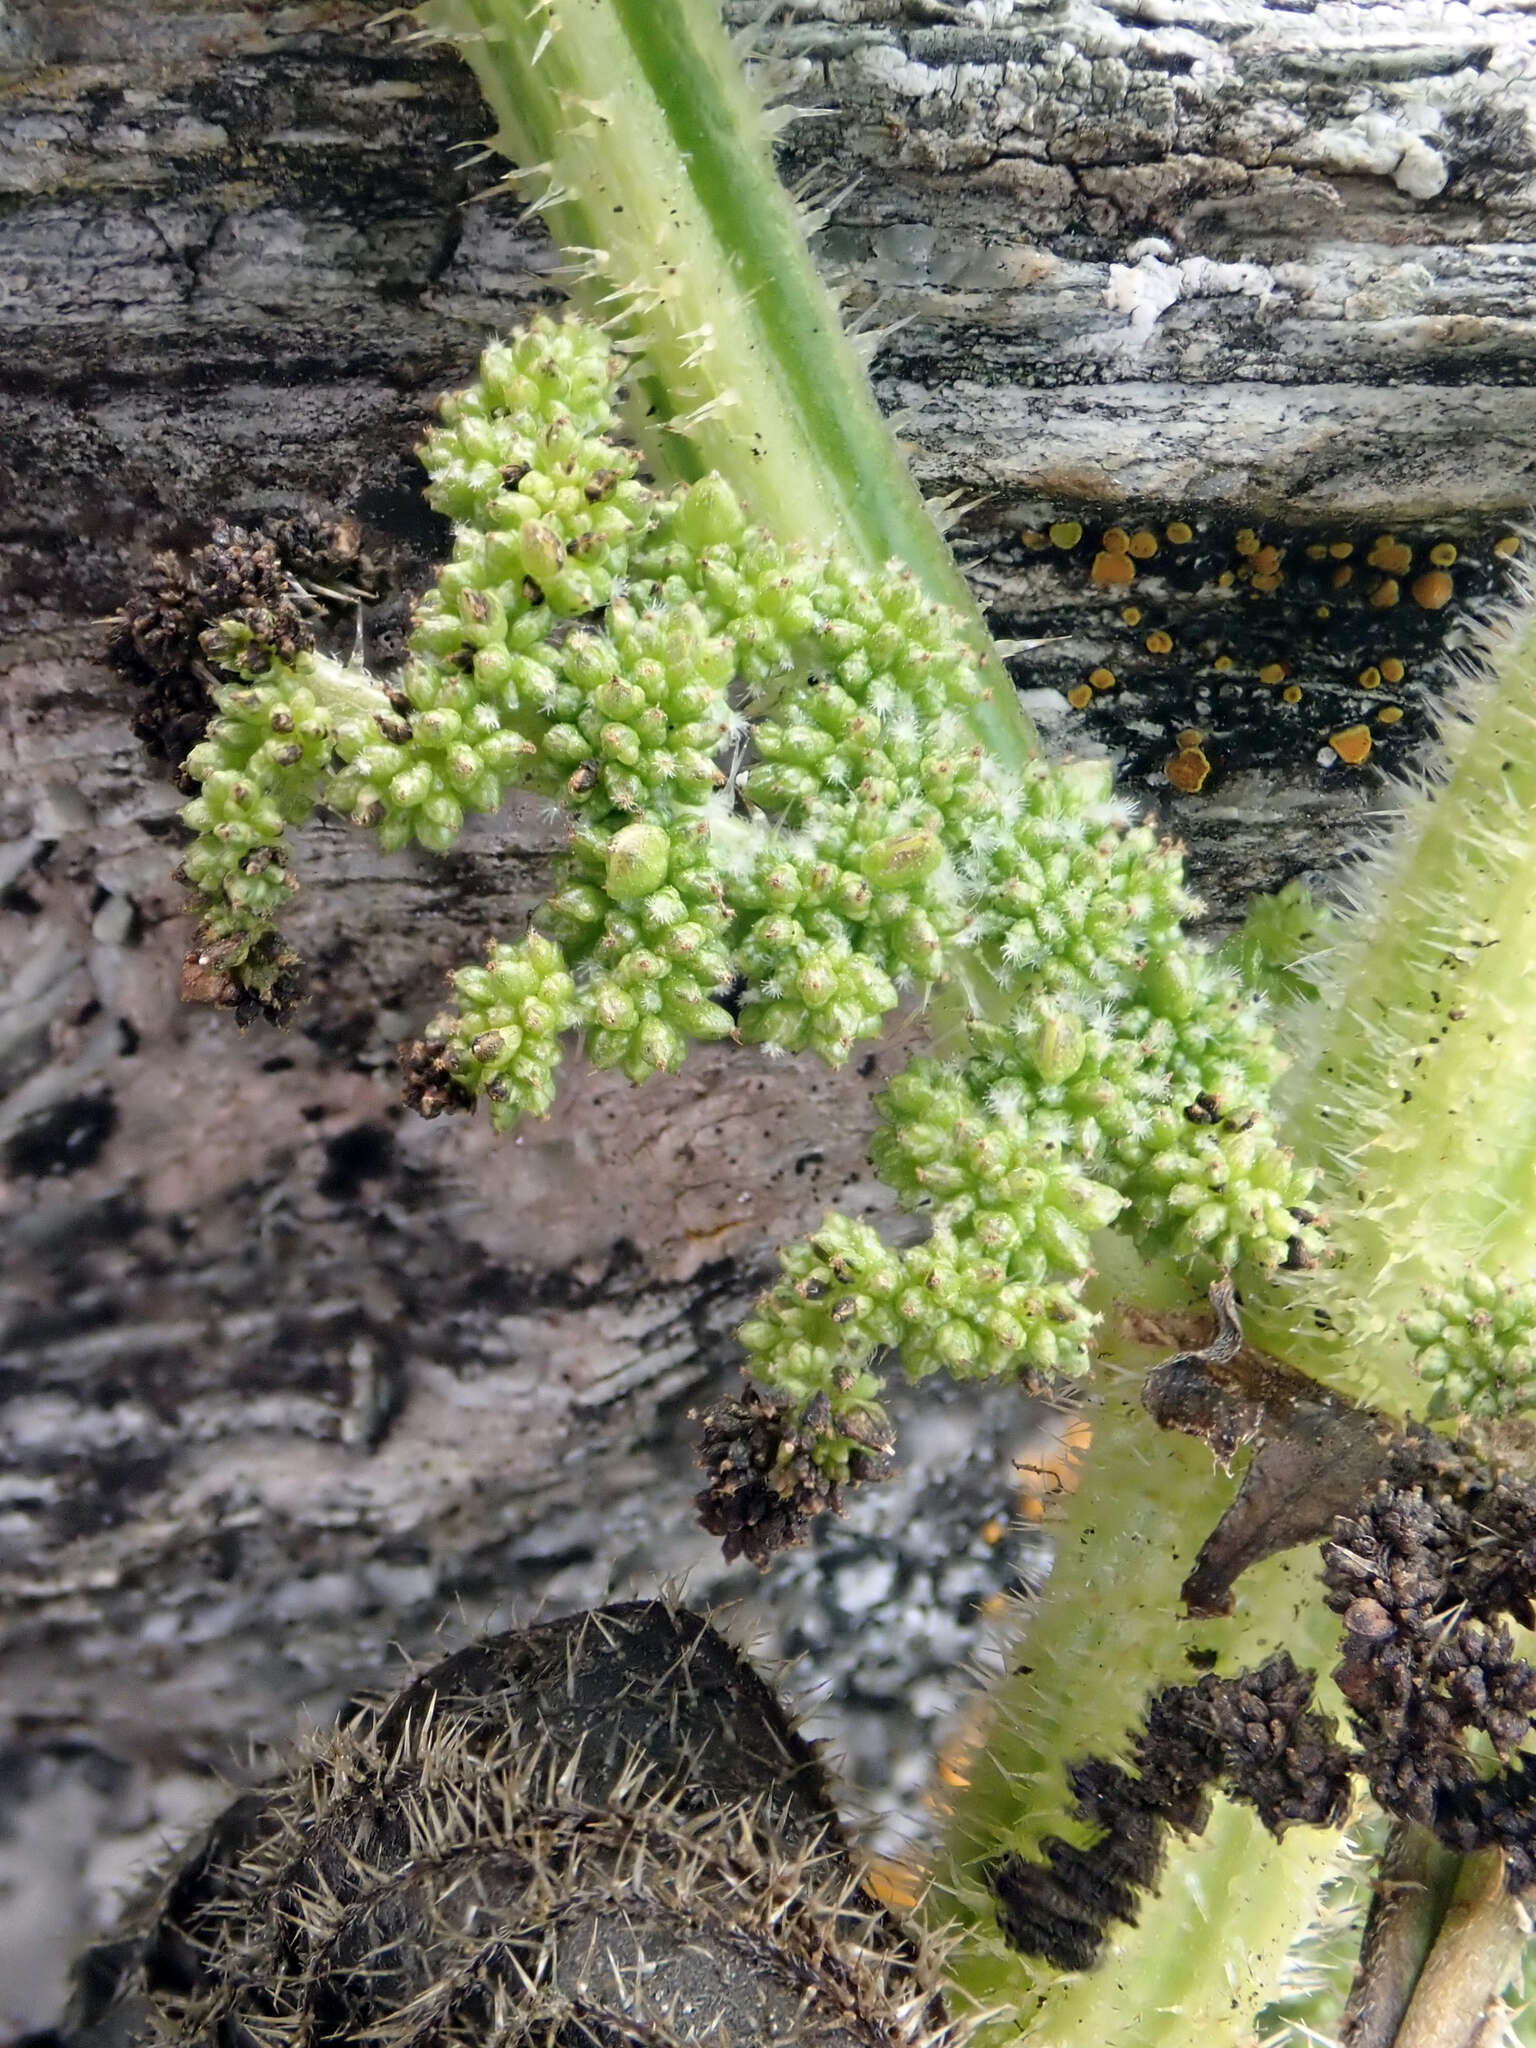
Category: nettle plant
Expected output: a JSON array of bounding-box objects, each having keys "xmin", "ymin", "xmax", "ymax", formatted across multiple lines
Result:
[
  {"xmin": 170, "ymin": 313, "xmax": 1312, "ymax": 1519},
  {"xmin": 115, "ymin": 1, "xmax": 1536, "ymax": 2043}
]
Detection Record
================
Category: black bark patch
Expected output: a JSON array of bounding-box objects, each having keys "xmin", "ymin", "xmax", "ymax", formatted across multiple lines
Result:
[
  {"xmin": 49, "ymin": 1453, "xmax": 171, "ymax": 1541},
  {"xmin": 317, "ymin": 1122, "xmax": 396, "ymax": 1202},
  {"xmin": 5, "ymin": 1093, "xmax": 118, "ymax": 1178}
]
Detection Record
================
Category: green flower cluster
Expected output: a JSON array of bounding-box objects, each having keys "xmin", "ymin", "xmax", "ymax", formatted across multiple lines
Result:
[
  {"xmin": 176, "ymin": 309, "xmax": 1317, "ymax": 1473},
  {"xmin": 326, "ymin": 321, "xmax": 652, "ymax": 854},
  {"xmin": 739, "ymin": 1072, "xmax": 1121, "ymax": 1441},
  {"xmin": 181, "ymin": 651, "xmax": 394, "ymax": 936},
  {"xmin": 183, "ymin": 318, "xmax": 652, "ymax": 939},
  {"xmin": 745, "ymin": 775, "xmax": 1317, "ymax": 1448},
  {"xmin": 1403, "ymin": 1270, "xmax": 1536, "ymax": 1419},
  {"xmin": 413, "ymin": 933, "xmax": 578, "ymax": 1130}
]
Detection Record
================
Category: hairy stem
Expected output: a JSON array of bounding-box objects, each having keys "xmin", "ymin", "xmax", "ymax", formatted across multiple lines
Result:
[
  {"xmin": 422, "ymin": 0, "xmax": 1024, "ymax": 737},
  {"xmin": 1271, "ymin": 607, "xmax": 1536, "ymax": 1400},
  {"xmin": 940, "ymin": 611, "xmax": 1536, "ymax": 2041}
]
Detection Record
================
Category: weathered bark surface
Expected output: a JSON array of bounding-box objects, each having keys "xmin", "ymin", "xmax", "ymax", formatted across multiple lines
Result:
[
  {"xmin": 757, "ymin": 0, "xmax": 1536, "ymax": 888},
  {"xmin": 1, "ymin": 0, "xmax": 1534, "ymax": 2026}
]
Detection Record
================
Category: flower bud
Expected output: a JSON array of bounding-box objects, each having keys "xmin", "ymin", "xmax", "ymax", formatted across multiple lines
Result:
[
  {"xmin": 677, "ymin": 474, "xmax": 745, "ymax": 549},
  {"xmin": 389, "ymin": 761, "xmax": 435, "ymax": 809},
  {"xmin": 1027, "ymin": 1009, "xmax": 1087, "ymax": 1085},
  {"xmin": 1141, "ymin": 949, "xmax": 1197, "ymax": 1020},
  {"xmin": 520, "ymin": 519, "xmax": 567, "ymax": 586},
  {"xmin": 605, "ymin": 821, "xmax": 671, "ymax": 903},
  {"xmin": 861, "ymin": 830, "xmax": 943, "ymax": 891}
]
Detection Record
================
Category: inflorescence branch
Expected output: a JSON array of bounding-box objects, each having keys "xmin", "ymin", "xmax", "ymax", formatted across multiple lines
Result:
[{"xmin": 141, "ymin": 313, "xmax": 1320, "ymax": 1559}]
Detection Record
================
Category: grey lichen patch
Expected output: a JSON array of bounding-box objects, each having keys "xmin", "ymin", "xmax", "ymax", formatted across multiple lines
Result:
[{"xmin": 761, "ymin": 0, "xmax": 1536, "ymax": 245}]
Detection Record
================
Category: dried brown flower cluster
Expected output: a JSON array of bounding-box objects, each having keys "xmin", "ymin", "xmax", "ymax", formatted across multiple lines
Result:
[
  {"xmin": 987, "ymin": 1651, "xmax": 1351, "ymax": 1971},
  {"xmin": 106, "ymin": 522, "xmax": 314, "ymax": 774},
  {"xmin": 694, "ymin": 1379, "xmax": 897, "ymax": 1568},
  {"xmin": 1325, "ymin": 1429, "xmax": 1536, "ymax": 1890}
]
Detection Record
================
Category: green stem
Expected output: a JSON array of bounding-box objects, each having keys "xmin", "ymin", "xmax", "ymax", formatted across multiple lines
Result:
[
  {"xmin": 422, "ymin": 0, "xmax": 1026, "ymax": 745},
  {"xmin": 1393, "ymin": 1849, "xmax": 1526, "ymax": 2048},
  {"xmin": 1269, "ymin": 606, "xmax": 1536, "ymax": 1404},
  {"xmin": 1340, "ymin": 1822, "xmax": 1458, "ymax": 2048}
]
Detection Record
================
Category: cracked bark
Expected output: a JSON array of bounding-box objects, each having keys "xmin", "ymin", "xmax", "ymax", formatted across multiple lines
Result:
[{"xmin": 2, "ymin": 0, "xmax": 1534, "ymax": 2027}]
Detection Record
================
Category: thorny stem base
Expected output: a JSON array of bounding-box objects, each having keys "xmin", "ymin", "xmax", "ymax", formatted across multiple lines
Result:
[{"xmin": 937, "ymin": 1347, "xmax": 1347, "ymax": 2047}]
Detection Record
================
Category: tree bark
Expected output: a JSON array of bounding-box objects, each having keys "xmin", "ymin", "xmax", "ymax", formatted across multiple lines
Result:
[{"xmin": 2, "ymin": 0, "xmax": 1533, "ymax": 2028}]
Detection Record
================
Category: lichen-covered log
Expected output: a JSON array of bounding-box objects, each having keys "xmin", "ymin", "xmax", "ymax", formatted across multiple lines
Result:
[
  {"xmin": 61, "ymin": 1601, "xmax": 957, "ymax": 2048},
  {"xmin": 1, "ymin": 0, "xmax": 1534, "ymax": 2027},
  {"xmin": 747, "ymin": 0, "xmax": 1536, "ymax": 889}
]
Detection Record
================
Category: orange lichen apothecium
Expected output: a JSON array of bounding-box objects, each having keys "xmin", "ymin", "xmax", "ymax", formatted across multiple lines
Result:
[
  {"xmin": 1367, "ymin": 534, "xmax": 1413, "ymax": 575},
  {"xmin": 1092, "ymin": 550, "xmax": 1136, "ymax": 587},
  {"xmin": 1329, "ymin": 724, "xmax": 1373, "ymax": 765},
  {"xmin": 1165, "ymin": 737, "xmax": 1211, "ymax": 793}
]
